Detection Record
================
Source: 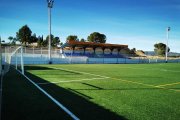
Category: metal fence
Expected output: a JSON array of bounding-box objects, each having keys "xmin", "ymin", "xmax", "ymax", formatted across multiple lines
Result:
[{"xmin": 1, "ymin": 46, "xmax": 180, "ymax": 65}]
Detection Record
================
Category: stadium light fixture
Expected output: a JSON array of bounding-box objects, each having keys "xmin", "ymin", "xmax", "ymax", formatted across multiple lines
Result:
[
  {"xmin": 165, "ymin": 27, "xmax": 170, "ymax": 63},
  {"xmin": 47, "ymin": 0, "xmax": 54, "ymax": 63}
]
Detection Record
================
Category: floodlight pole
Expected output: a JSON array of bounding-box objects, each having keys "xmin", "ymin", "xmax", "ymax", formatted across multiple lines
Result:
[
  {"xmin": 47, "ymin": 0, "xmax": 54, "ymax": 63},
  {"xmin": 165, "ymin": 27, "xmax": 170, "ymax": 63},
  {"xmin": 0, "ymin": 37, "xmax": 2, "ymax": 76},
  {"xmin": 0, "ymin": 37, "xmax": 1, "ymax": 120}
]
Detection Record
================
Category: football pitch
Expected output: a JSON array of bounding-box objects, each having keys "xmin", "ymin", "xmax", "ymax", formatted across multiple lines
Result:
[{"xmin": 2, "ymin": 63, "xmax": 180, "ymax": 120}]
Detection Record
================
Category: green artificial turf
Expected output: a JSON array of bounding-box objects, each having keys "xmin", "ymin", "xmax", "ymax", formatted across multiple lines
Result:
[{"xmin": 2, "ymin": 63, "xmax": 180, "ymax": 120}]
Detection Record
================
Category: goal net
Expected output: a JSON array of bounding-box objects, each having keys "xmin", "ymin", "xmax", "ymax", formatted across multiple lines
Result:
[
  {"xmin": 1, "ymin": 46, "xmax": 24, "ymax": 76},
  {"xmin": 69, "ymin": 56, "xmax": 88, "ymax": 64}
]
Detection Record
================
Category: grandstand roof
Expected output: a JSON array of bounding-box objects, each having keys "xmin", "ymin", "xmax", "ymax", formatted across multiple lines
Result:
[{"xmin": 62, "ymin": 41, "xmax": 128, "ymax": 49}]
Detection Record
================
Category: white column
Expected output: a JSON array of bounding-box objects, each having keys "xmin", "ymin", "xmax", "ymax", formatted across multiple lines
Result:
[
  {"xmin": 48, "ymin": 7, "xmax": 51, "ymax": 62},
  {"xmin": 165, "ymin": 27, "xmax": 170, "ymax": 63}
]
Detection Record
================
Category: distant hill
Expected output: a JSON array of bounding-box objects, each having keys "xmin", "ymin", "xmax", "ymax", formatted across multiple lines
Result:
[
  {"xmin": 144, "ymin": 51, "xmax": 156, "ymax": 56},
  {"xmin": 168, "ymin": 52, "xmax": 180, "ymax": 57},
  {"xmin": 144, "ymin": 51, "xmax": 180, "ymax": 57}
]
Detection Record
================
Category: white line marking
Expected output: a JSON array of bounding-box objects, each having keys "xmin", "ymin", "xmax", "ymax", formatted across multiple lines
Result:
[
  {"xmin": 48, "ymin": 66, "xmax": 180, "ymax": 92},
  {"xmin": 37, "ymin": 77, "xmax": 108, "ymax": 85},
  {"xmin": 156, "ymin": 82, "xmax": 180, "ymax": 87},
  {"xmin": 16, "ymin": 69, "xmax": 80, "ymax": 120},
  {"xmin": 48, "ymin": 67, "xmax": 109, "ymax": 78},
  {"xmin": 160, "ymin": 69, "xmax": 180, "ymax": 73},
  {"xmin": 50, "ymin": 66, "xmax": 180, "ymax": 92},
  {"xmin": 120, "ymin": 66, "xmax": 180, "ymax": 73},
  {"xmin": 119, "ymin": 66, "xmax": 155, "ymax": 71}
]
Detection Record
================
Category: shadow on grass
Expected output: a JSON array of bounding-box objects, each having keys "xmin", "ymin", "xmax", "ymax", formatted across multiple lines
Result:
[
  {"xmin": 67, "ymin": 88, "xmax": 173, "ymax": 91},
  {"xmin": 25, "ymin": 66, "xmax": 54, "ymax": 70},
  {"xmin": 25, "ymin": 66, "xmax": 82, "ymax": 75},
  {"xmin": 82, "ymin": 83, "xmax": 103, "ymax": 90},
  {"xmin": 72, "ymin": 83, "xmax": 180, "ymax": 91},
  {"xmin": 24, "ymin": 67, "xmax": 127, "ymax": 120},
  {"xmin": 2, "ymin": 68, "xmax": 72, "ymax": 120}
]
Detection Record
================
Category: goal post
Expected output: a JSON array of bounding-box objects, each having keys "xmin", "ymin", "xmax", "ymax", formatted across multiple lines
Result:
[
  {"xmin": 12, "ymin": 46, "xmax": 24, "ymax": 75},
  {"xmin": 20, "ymin": 46, "xmax": 24, "ymax": 75},
  {"xmin": 2, "ymin": 46, "xmax": 25, "ymax": 75}
]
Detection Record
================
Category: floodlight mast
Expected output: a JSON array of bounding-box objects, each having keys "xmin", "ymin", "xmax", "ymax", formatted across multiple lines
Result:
[
  {"xmin": 47, "ymin": 0, "xmax": 54, "ymax": 63},
  {"xmin": 0, "ymin": 36, "xmax": 1, "ymax": 120},
  {"xmin": 0, "ymin": 37, "xmax": 2, "ymax": 76},
  {"xmin": 165, "ymin": 27, "xmax": 170, "ymax": 63}
]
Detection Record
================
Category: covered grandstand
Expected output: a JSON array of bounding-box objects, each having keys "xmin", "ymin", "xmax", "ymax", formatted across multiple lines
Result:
[{"xmin": 61, "ymin": 41, "xmax": 128, "ymax": 58}]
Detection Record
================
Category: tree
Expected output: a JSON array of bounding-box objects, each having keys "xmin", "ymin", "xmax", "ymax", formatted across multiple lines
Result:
[
  {"xmin": 154, "ymin": 43, "xmax": 170, "ymax": 56},
  {"xmin": 80, "ymin": 38, "xmax": 85, "ymax": 42},
  {"xmin": 52, "ymin": 37, "xmax": 60, "ymax": 47},
  {"xmin": 130, "ymin": 48, "xmax": 136, "ymax": 54},
  {"xmin": 30, "ymin": 33, "xmax": 38, "ymax": 43},
  {"xmin": 42, "ymin": 40, "xmax": 48, "ymax": 47},
  {"xmin": 44, "ymin": 35, "xmax": 60, "ymax": 47},
  {"xmin": 66, "ymin": 35, "xmax": 78, "ymax": 42},
  {"xmin": 8, "ymin": 36, "xmax": 13, "ymax": 43},
  {"xmin": 58, "ymin": 40, "xmax": 63, "ymax": 46},
  {"xmin": 37, "ymin": 35, "xmax": 43, "ymax": 47},
  {"xmin": 16, "ymin": 25, "xmax": 32, "ymax": 45},
  {"xmin": 12, "ymin": 37, "xmax": 17, "ymax": 45},
  {"xmin": 8, "ymin": 36, "xmax": 17, "ymax": 45},
  {"xmin": 87, "ymin": 32, "xmax": 106, "ymax": 43},
  {"xmin": 43, "ymin": 34, "xmax": 54, "ymax": 47}
]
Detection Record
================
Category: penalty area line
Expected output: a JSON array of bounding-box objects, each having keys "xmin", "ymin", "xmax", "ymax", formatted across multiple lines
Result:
[
  {"xmin": 16, "ymin": 69, "xmax": 80, "ymax": 120},
  {"xmin": 46, "ymin": 66, "xmax": 179, "ymax": 92},
  {"xmin": 48, "ymin": 67, "xmax": 109, "ymax": 79}
]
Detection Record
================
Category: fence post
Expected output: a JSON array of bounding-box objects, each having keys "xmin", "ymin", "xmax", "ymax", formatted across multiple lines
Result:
[
  {"xmin": 139, "ymin": 57, "xmax": 140, "ymax": 64},
  {"xmin": 41, "ymin": 47, "xmax": 42, "ymax": 58},
  {"xmin": 24, "ymin": 47, "xmax": 26, "ymax": 54},
  {"xmin": 33, "ymin": 47, "xmax": 34, "ymax": 58}
]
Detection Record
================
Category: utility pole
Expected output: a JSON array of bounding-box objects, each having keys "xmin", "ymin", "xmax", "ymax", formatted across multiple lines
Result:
[
  {"xmin": 165, "ymin": 27, "xmax": 170, "ymax": 63},
  {"xmin": 47, "ymin": 0, "xmax": 54, "ymax": 64}
]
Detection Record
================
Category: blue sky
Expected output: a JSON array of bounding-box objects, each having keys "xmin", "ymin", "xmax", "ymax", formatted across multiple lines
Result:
[{"xmin": 0, "ymin": 0, "xmax": 180, "ymax": 52}]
